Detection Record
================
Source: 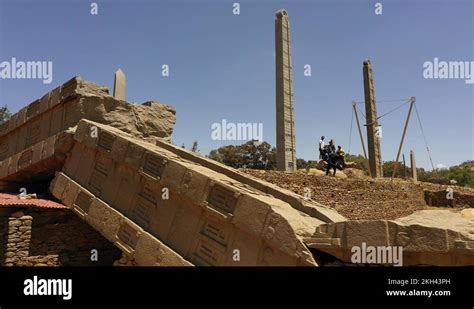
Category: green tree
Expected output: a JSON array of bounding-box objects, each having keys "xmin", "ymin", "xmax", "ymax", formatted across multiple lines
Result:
[
  {"xmin": 0, "ymin": 105, "xmax": 11, "ymax": 124},
  {"xmin": 412, "ymin": 164, "xmax": 473, "ymax": 188},
  {"xmin": 208, "ymin": 140, "xmax": 276, "ymax": 169},
  {"xmin": 382, "ymin": 160, "xmax": 411, "ymax": 178},
  {"xmin": 345, "ymin": 153, "xmax": 369, "ymax": 173},
  {"xmin": 445, "ymin": 166, "xmax": 473, "ymax": 187},
  {"xmin": 296, "ymin": 158, "xmax": 308, "ymax": 170},
  {"xmin": 296, "ymin": 159, "xmax": 318, "ymax": 170}
]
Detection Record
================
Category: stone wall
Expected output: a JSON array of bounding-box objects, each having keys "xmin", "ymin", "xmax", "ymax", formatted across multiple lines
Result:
[
  {"xmin": 0, "ymin": 208, "xmax": 121, "ymax": 266},
  {"xmin": 3, "ymin": 211, "xmax": 32, "ymax": 266},
  {"xmin": 0, "ymin": 209, "xmax": 7, "ymax": 262}
]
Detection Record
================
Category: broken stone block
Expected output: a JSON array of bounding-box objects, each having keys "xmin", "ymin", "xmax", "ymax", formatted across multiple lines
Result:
[
  {"xmin": 304, "ymin": 210, "xmax": 474, "ymax": 266},
  {"xmin": 0, "ymin": 131, "xmax": 74, "ymax": 183},
  {"xmin": 50, "ymin": 172, "xmax": 192, "ymax": 266},
  {"xmin": 0, "ymin": 76, "xmax": 176, "ymax": 186},
  {"xmin": 154, "ymin": 139, "xmax": 346, "ymax": 224},
  {"xmin": 50, "ymin": 119, "xmax": 324, "ymax": 266}
]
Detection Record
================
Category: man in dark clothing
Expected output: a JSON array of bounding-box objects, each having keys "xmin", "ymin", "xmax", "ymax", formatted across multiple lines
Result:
[
  {"xmin": 325, "ymin": 141, "xmax": 344, "ymax": 176},
  {"xmin": 326, "ymin": 153, "xmax": 338, "ymax": 176},
  {"xmin": 327, "ymin": 139, "xmax": 336, "ymax": 154}
]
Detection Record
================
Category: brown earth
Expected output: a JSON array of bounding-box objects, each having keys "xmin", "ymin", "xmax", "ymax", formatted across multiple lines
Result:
[{"xmin": 241, "ymin": 169, "xmax": 428, "ymax": 221}]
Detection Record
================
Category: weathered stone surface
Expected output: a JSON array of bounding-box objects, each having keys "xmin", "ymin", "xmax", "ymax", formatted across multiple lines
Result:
[
  {"xmin": 113, "ymin": 69, "xmax": 126, "ymax": 100},
  {"xmin": 50, "ymin": 119, "xmax": 324, "ymax": 266},
  {"xmin": 304, "ymin": 210, "xmax": 474, "ymax": 266},
  {"xmin": 275, "ymin": 9, "xmax": 296, "ymax": 172},
  {"xmin": 461, "ymin": 209, "xmax": 474, "ymax": 221},
  {"xmin": 302, "ymin": 168, "xmax": 349, "ymax": 179},
  {"xmin": 0, "ymin": 131, "xmax": 74, "ymax": 183},
  {"xmin": 344, "ymin": 161, "xmax": 363, "ymax": 170},
  {"xmin": 342, "ymin": 168, "xmax": 366, "ymax": 179},
  {"xmin": 8, "ymin": 220, "xmax": 21, "ymax": 227},
  {"xmin": 0, "ymin": 76, "xmax": 175, "ymax": 186},
  {"xmin": 363, "ymin": 60, "xmax": 383, "ymax": 178},
  {"xmin": 305, "ymin": 168, "xmax": 325, "ymax": 176},
  {"xmin": 50, "ymin": 172, "xmax": 192, "ymax": 266},
  {"xmin": 410, "ymin": 150, "xmax": 418, "ymax": 183},
  {"xmin": 19, "ymin": 226, "xmax": 30, "ymax": 232},
  {"xmin": 7, "ymin": 75, "xmax": 470, "ymax": 268},
  {"xmin": 75, "ymin": 78, "xmax": 176, "ymax": 143},
  {"xmin": 154, "ymin": 139, "xmax": 346, "ymax": 224}
]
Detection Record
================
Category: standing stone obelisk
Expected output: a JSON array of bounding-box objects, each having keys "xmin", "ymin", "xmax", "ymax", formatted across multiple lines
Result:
[
  {"xmin": 113, "ymin": 69, "xmax": 126, "ymax": 100},
  {"xmin": 363, "ymin": 59, "xmax": 383, "ymax": 178},
  {"xmin": 275, "ymin": 9, "xmax": 296, "ymax": 172},
  {"xmin": 410, "ymin": 150, "xmax": 418, "ymax": 183}
]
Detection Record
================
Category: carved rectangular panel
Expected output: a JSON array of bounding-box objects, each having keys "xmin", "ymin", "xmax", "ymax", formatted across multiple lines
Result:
[
  {"xmin": 194, "ymin": 238, "xmax": 225, "ymax": 266},
  {"xmin": 207, "ymin": 184, "xmax": 238, "ymax": 214},
  {"xmin": 98, "ymin": 131, "xmax": 115, "ymax": 152},
  {"xmin": 130, "ymin": 198, "xmax": 151, "ymax": 229},
  {"xmin": 130, "ymin": 180, "xmax": 157, "ymax": 228},
  {"xmin": 88, "ymin": 155, "xmax": 110, "ymax": 195},
  {"xmin": 201, "ymin": 217, "xmax": 228, "ymax": 246},
  {"xmin": 138, "ymin": 180, "xmax": 157, "ymax": 205},
  {"xmin": 141, "ymin": 152, "xmax": 166, "ymax": 178},
  {"xmin": 74, "ymin": 191, "xmax": 93, "ymax": 214},
  {"xmin": 116, "ymin": 222, "xmax": 140, "ymax": 251}
]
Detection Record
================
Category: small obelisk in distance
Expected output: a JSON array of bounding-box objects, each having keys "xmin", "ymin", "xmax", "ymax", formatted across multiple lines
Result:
[
  {"xmin": 113, "ymin": 68, "xmax": 126, "ymax": 100},
  {"xmin": 410, "ymin": 150, "xmax": 418, "ymax": 183}
]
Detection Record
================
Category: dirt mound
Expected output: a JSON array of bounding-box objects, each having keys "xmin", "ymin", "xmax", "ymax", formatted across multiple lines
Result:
[{"xmin": 242, "ymin": 169, "xmax": 426, "ymax": 220}]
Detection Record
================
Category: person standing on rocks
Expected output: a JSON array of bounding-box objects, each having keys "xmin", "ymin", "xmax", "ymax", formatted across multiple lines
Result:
[
  {"xmin": 318, "ymin": 136, "xmax": 325, "ymax": 160},
  {"xmin": 327, "ymin": 139, "xmax": 336, "ymax": 154},
  {"xmin": 336, "ymin": 145, "xmax": 346, "ymax": 168}
]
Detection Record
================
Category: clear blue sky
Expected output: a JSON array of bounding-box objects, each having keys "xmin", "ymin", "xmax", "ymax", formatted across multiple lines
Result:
[{"xmin": 0, "ymin": 0, "xmax": 472, "ymax": 169}]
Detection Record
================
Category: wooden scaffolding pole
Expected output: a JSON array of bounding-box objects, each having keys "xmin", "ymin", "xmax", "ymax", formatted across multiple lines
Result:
[
  {"xmin": 352, "ymin": 101, "xmax": 371, "ymax": 176},
  {"xmin": 392, "ymin": 97, "xmax": 416, "ymax": 179}
]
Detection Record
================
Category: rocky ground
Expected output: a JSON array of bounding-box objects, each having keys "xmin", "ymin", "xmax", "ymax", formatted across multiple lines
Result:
[
  {"xmin": 242, "ymin": 168, "xmax": 430, "ymax": 221},
  {"xmin": 418, "ymin": 181, "xmax": 474, "ymax": 194}
]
